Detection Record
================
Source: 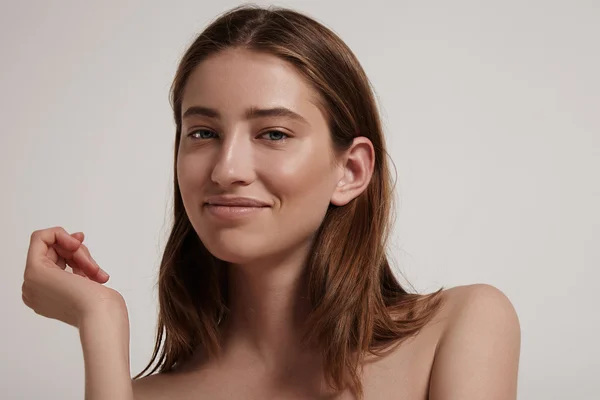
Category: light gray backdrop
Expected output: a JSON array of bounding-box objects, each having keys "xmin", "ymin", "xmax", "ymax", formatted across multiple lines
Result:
[{"xmin": 1, "ymin": 0, "xmax": 598, "ymax": 398}]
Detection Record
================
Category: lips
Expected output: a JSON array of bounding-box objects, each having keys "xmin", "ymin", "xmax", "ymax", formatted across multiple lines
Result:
[
  {"xmin": 203, "ymin": 196, "xmax": 270, "ymax": 220},
  {"xmin": 204, "ymin": 195, "xmax": 271, "ymax": 207}
]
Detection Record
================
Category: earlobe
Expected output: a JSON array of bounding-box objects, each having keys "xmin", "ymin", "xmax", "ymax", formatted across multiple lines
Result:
[
  {"xmin": 331, "ymin": 179, "xmax": 350, "ymax": 206},
  {"xmin": 330, "ymin": 190, "xmax": 349, "ymax": 206}
]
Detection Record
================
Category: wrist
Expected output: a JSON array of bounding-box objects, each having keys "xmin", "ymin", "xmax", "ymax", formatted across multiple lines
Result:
[
  {"xmin": 78, "ymin": 294, "xmax": 129, "ymax": 329},
  {"xmin": 78, "ymin": 301, "xmax": 131, "ymax": 364},
  {"xmin": 77, "ymin": 300, "xmax": 134, "ymax": 400}
]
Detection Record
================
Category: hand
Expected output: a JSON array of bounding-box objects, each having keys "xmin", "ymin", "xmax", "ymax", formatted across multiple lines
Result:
[{"xmin": 21, "ymin": 226, "xmax": 126, "ymax": 328}]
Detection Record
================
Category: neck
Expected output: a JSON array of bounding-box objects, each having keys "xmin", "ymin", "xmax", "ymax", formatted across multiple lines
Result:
[{"xmin": 219, "ymin": 243, "xmax": 319, "ymax": 371}]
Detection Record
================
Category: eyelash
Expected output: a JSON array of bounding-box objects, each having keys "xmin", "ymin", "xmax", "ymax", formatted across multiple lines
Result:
[{"xmin": 187, "ymin": 129, "xmax": 290, "ymax": 142}]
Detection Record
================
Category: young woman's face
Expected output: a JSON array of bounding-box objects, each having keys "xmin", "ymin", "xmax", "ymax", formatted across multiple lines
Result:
[{"xmin": 177, "ymin": 48, "xmax": 343, "ymax": 265}]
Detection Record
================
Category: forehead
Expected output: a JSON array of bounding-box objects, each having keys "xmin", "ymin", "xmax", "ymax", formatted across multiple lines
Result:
[{"xmin": 181, "ymin": 48, "xmax": 323, "ymax": 117}]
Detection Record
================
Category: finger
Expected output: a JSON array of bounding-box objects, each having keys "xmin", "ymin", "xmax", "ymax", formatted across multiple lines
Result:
[
  {"xmin": 71, "ymin": 232, "xmax": 85, "ymax": 242},
  {"xmin": 27, "ymin": 227, "xmax": 80, "ymax": 271},
  {"xmin": 54, "ymin": 254, "xmax": 92, "ymax": 280},
  {"xmin": 63, "ymin": 256, "xmax": 84, "ymax": 274},
  {"xmin": 29, "ymin": 228, "xmax": 109, "ymax": 283},
  {"xmin": 46, "ymin": 230, "xmax": 81, "ymax": 270},
  {"xmin": 51, "ymin": 233, "xmax": 84, "ymax": 267},
  {"xmin": 36, "ymin": 236, "xmax": 68, "ymax": 268},
  {"xmin": 47, "ymin": 239, "xmax": 79, "ymax": 270},
  {"xmin": 54, "ymin": 245, "xmax": 99, "ymax": 278},
  {"xmin": 57, "ymin": 243, "xmax": 109, "ymax": 283},
  {"xmin": 71, "ymin": 266, "xmax": 89, "ymax": 278},
  {"xmin": 79, "ymin": 247, "xmax": 109, "ymax": 283}
]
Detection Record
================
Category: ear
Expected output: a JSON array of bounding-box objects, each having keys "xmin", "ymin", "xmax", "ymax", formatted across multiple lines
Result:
[{"xmin": 330, "ymin": 136, "xmax": 375, "ymax": 206}]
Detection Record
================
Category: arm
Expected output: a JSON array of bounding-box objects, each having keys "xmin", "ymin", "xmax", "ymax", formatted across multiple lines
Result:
[
  {"xmin": 79, "ymin": 299, "xmax": 134, "ymax": 400},
  {"xmin": 21, "ymin": 227, "xmax": 135, "ymax": 399},
  {"xmin": 429, "ymin": 284, "xmax": 521, "ymax": 400}
]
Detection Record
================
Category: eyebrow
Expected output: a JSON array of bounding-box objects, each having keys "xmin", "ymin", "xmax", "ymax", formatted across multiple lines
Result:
[{"xmin": 181, "ymin": 105, "xmax": 309, "ymax": 125}]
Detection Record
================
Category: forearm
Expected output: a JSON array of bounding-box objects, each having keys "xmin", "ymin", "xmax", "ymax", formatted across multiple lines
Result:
[{"xmin": 79, "ymin": 303, "xmax": 134, "ymax": 400}]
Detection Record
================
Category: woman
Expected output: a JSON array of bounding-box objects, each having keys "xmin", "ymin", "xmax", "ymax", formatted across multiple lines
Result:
[{"xmin": 21, "ymin": 5, "xmax": 520, "ymax": 400}]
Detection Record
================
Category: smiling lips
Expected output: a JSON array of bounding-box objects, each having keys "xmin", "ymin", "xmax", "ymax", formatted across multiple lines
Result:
[
  {"xmin": 204, "ymin": 195, "xmax": 271, "ymax": 219},
  {"xmin": 205, "ymin": 195, "xmax": 271, "ymax": 207}
]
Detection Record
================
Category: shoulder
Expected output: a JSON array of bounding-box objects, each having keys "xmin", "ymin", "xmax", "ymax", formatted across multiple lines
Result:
[
  {"xmin": 429, "ymin": 284, "xmax": 521, "ymax": 399},
  {"xmin": 438, "ymin": 283, "xmax": 519, "ymax": 323},
  {"xmin": 438, "ymin": 283, "xmax": 520, "ymax": 338},
  {"xmin": 131, "ymin": 373, "xmax": 169, "ymax": 400},
  {"xmin": 131, "ymin": 358, "xmax": 202, "ymax": 400}
]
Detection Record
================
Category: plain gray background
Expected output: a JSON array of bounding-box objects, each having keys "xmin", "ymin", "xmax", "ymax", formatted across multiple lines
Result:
[{"xmin": 1, "ymin": 0, "xmax": 598, "ymax": 398}]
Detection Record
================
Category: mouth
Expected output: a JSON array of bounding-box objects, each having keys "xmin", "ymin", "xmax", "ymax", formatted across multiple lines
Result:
[
  {"xmin": 204, "ymin": 203, "xmax": 269, "ymax": 219},
  {"xmin": 204, "ymin": 195, "xmax": 271, "ymax": 208},
  {"xmin": 205, "ymin": 203, "xmax": 270, "ymax": 208}
]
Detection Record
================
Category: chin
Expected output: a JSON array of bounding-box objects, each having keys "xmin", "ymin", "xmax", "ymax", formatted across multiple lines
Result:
[
  {"xmin": 206, "ymin": 246, "xmax": 258, "ymax": 264},
  {"xmin": 199, "ymin": 230, "xmax": 268, "ymax": 264}
]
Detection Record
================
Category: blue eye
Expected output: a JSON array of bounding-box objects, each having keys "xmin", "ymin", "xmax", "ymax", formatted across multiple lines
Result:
[
  {"xmin": 188, "ymin": 129, "xmax": 216, "ymax": 139},
  {"xmin": 262, "ymin": 130, "xmax": 288, "ymax": 141},
  {"xmin": 186, "ymin": 129, "xmax": 289, "ymax": 142}
]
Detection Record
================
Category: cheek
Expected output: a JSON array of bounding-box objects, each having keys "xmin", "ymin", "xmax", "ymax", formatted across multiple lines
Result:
[
  {"xmin": 177, "ymin": 152, "xmax": 209, "ymax": 193},
  {"xmin": 177, "ymin": 153, "xmax": 214, "ymax": 224},
  {"xmin": 263, "ymin": 153, "xmax": 336, "ymax": 229}
]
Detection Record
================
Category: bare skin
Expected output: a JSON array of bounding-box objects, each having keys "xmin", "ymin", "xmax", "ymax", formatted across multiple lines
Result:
[
  {"xmin": 132, "ymin": 48, "xmax": 520, "ymax": 399},
  {"xmin": 21, "ymin": 40, "xmax": 519, "ymax": 400},
  {"xmin": 132, "ymin": 284, "xmax": 520, "ymax": 399},
  {"xmin": 22, "ymin": 228, "xmax": 134, "ymax": 400}
]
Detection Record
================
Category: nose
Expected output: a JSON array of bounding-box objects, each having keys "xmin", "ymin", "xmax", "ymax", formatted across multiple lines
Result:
[{"xmin": 210, "ymin": 131, "xmax": 255, "ymax": 188}]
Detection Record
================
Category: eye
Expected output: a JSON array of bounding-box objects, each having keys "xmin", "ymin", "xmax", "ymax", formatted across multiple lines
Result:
[
  {"xmin": 260, "ymin": 130, "xmax": 289, "ymax": 141},
  {"xmin": 188, "ymin": 129, "xmax": 217, "ymax": 139}
]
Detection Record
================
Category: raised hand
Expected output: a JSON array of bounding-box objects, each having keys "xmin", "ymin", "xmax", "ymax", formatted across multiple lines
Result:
[{"xmin": 21, "ymin": 226, "xmax": 125, "ymax": 328}]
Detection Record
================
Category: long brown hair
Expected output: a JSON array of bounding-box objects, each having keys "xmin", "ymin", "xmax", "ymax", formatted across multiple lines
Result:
[{"xmin": 134, "ymin": 4, "xmax": 443, "ymax": 398}]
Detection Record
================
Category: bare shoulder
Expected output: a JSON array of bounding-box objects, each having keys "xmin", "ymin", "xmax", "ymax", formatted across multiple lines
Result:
[
  {"xmin": 131, "ymin": 373, "xmax": 170, "ymax": 400},
  {"xmin": 131, "ymin": 357, "xmax": 208, "ymax": 400},
  {"xmin": 438, "ymin": 283, "xmax": 519, "ymax": 321},
  {"xmin": 438, "ymin": 283, "xmax": 520, "ymax": 334},
  {"xmin": 429, "ymin": 284, "xmax": 521, "ymax": 399}
]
